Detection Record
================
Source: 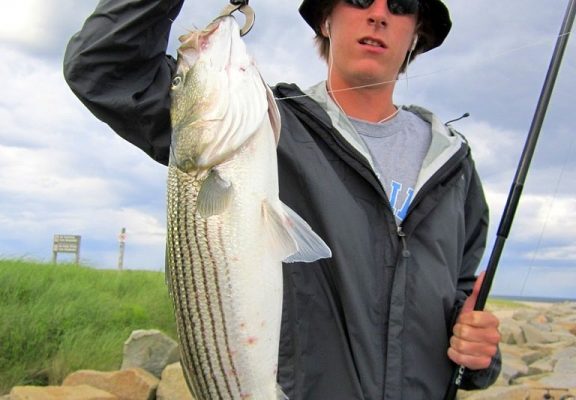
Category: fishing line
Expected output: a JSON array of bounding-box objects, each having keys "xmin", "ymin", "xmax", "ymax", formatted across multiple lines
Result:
[
  {"xmin": 169, "ymin": 18, "xmax": 199, "ymax": 35},
  {"xmin": 519, "ymin": 129, "xmax": 576, "ymax": 296},
  {"xmin": 274, "ymin": 31, "xmax": 574, "ymax": 101}
]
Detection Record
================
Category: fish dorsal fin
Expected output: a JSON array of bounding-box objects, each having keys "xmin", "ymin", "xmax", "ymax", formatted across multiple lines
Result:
[
  {"xmin": 262, "ymin": 201, "xmax": 332, "ymax": 263},
  {"xmin": 197, "ymin": 169, "xmax": 234, "ymax": 218}
]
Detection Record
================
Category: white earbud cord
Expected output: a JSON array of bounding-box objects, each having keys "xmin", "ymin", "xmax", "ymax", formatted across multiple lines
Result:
[{"xmin": 326, "ymin": 22, "xmax": 349, "ymax": 118}]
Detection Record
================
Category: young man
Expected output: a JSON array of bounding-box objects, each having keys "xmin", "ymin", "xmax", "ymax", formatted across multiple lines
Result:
[{"xmin": 64, "ymin": 0, "xmax": 501, "ymax": 398}]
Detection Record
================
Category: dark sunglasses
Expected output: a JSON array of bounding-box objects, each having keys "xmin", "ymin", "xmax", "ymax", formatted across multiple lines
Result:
[{"xmin": 344, "ymin": 0, "xmax": 419, "ymax": 15}]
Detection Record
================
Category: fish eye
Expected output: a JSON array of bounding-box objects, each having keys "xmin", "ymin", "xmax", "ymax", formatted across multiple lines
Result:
[{"xmin": 171, "ymin": 75, "xmax": 183, "ymax": 89}]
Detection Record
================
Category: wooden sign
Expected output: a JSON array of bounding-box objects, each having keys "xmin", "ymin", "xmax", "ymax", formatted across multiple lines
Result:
[{"xmin": 52, "ymin": 234, "xmax": 81, "ymax": 264}]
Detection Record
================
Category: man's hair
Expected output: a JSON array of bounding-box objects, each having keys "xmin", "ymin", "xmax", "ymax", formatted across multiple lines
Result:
[{"xmin": 314, "ymin": 12, "xmax": 428, "ymax": 75}]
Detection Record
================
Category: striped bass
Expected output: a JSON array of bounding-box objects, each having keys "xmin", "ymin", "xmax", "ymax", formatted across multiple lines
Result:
[{"xmin": 166, "ymin": 15, "xmax": 331, "ymax": 400}]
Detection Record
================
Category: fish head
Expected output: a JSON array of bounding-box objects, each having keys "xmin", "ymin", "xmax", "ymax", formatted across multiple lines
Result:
[{"xmin": 169, "ymin": 16, "xmax": 271, "ymax": 174}]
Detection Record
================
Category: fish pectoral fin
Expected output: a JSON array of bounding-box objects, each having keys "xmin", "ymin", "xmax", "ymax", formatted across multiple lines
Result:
[
  {"xmin": 262, "ymin": 201, "xmax": 332, "ymax": 263},
  {"xmin": 196, "ymin": 169, "xmax": 233, "ymax": 218},
  {"xmin": 262, "ymin": 201, "xmax": 298, "ymax": 260}
]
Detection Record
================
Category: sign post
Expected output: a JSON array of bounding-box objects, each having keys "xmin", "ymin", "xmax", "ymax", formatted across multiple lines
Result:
[
  {"xmin": 118, "ymin": 227, "xmax": 126, "ymax": 271},
  {"xmin": 52, "ymin": 235, "xmax": 81, "ymax": 264}
]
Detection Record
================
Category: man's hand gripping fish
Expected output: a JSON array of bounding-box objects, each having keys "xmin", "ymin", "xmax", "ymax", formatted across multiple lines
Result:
[{"xmin": 166, "ymin": 6, "xmax": 331, "ymax": 400}]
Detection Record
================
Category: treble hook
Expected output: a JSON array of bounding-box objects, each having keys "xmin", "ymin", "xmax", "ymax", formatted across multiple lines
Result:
[{"xmin": 218, "ymin": 1, "xmax": 255, "ymax": 36}]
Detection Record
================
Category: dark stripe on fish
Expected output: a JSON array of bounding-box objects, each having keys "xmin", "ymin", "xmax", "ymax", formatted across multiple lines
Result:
[
  {"xmin": 192, "ymin": 203, "xmax": 225, "ymax": 399},
  {"xmin": 170, "ymin": 174, "xmax": 210, "ymax": 399},
  {"xmin": 206, "ymin": 220, "xmax": 243, "ymax": 397}
]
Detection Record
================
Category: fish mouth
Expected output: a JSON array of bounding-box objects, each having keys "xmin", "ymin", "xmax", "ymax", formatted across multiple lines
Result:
[
  {"xmin": 358, "ymin": 36, "xmax": 387, "ymax": 49},
  {"xmin": 178, "ymin": 21, "xmax": 220, "ymax": 55},
  {"xmin": 176, "ymin": 17, "xmax": 240, "ymax": 69}
]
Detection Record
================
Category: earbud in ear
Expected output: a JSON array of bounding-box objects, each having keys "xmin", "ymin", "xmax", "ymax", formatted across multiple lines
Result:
[
  {"xmin": 411, "ymin": 34, "xmax": 419, "ymax": 52},
  {"xmin": 324, "ymin": 19, "xmax": 331, "ymax": 35}
]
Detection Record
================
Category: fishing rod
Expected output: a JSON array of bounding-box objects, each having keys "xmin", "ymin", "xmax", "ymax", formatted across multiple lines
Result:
[{"xmin": 444, "ymin": 0, "xmax": 576, "ymax": 399}]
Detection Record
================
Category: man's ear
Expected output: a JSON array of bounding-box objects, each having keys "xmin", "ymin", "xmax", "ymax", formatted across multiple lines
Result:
[{"xmin": 321, "ymin": 19, "xmax": 331, "ymax": 38}]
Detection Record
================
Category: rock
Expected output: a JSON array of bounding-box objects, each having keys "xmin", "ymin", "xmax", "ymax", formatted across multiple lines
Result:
[
  {"xmin": 156, "ymin": 363, "xmax": 194, "ymax": 400},
  {"xmin": 528, "ymin": 387, "xmax": 576, "ymax": 399},
  {"xmin": 514, "ymin": 372, "xmax": 551, "ymax": 386},
  {"xmin": 121, "ymin": 330, "xmax": 180, "ymax": 378},
  {"xmin": 513, "ymin": 346, "xmax": 576, "ymax": 388},
  {"xmin": 498, "ymin": 342, "xmax": 554, "ymax": 384},
  {"xmin": 521, "ymin": 323, "xmax": 558, "ymax": 344},
  {"xmin": 500, "ymin": 353, "xmax": 529, "ymax": 384},
  {"xmin": 559, "ymin": 322, "xmax": 576, "ymax": 336},
  {"xmin": 499, "ymin": 319, "xmax": 526, "ymax": 345},
  {"xmin": 528, "ymin": 339, "xmax": 574, "ymax": 354},
  {"xmin": 537, "ymin": 372, "xmax": 576, "ymax": 389},
  {"xmin": 512, "ymin": 309, "xmax": 541, "ymax": 322},
  {"xmin": 533, "ymin": 313, "xmax": 553, "ymax": 324},
  {"xmin": 527, "ymin": 357, "xmax": 555, "ymax": 375},
  {"xmin": 457, "ymin": 385, "xmax": 530, "ymax": 400},
  {"xmin": 549, "ymin": 303, "xmax": 576, "ymax": 319},
  {"xmin": 63, "ymin": 368, "xmax": 158, "ymax": 400},
  {"xmin": 517, "ymin": 372, "xmax": 576, "ymax": 393},
  {"xmin": 554, "ymin": 331, "xmax": 576, "ymax": 345},
  {"xmin": 10, "ymin": 385, "xmax": 117, "ymax": 400},
  {"xmin": 554, "ymin": 352, "xmax": 576, "ymax": 375},
  {"xmin": 519, "ymin": 348, "xmax": 545, "ymax": 365}
]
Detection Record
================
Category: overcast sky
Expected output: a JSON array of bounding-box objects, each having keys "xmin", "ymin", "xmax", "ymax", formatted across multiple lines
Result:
[{"xmin": 0, "ymin": 0, "xmax": 574, "ymax": 299}]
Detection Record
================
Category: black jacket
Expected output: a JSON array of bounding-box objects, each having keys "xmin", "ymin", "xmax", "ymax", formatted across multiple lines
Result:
[{"xmin": 63, "ymin": 0, "xmax": 501, "ymax": 398}]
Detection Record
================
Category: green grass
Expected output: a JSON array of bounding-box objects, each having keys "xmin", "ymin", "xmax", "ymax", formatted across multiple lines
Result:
[
  {"xmin": 0, "ymin": 259, "xmax": 177, "ymax": 395},
  {"xmin": 486, "ymin": 298, "xmax": 528, "ymax": 310}
]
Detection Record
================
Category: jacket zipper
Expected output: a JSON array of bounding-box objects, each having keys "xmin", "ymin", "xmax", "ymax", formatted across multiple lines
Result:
[
  {"xmin": 396, "ymin": 142, "xmax": 469, "ymax": 259},
  {"xmin": 396, "ymin": 226, "xmax": 411, "ymax": 259},
  {"xmin": 402, "ymin": 142, "xmax": 470, "ymax": 227}
]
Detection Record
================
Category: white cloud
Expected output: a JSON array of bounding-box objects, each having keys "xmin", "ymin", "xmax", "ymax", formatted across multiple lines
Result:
[
  {"xmin": 0, "ymin": 0, "xmax": 100, "ymax": 57},
  {"xmin": 459, "ymin": 121, "xmax": 522, "ymax": 173},
  {"xmin": 0, "ymin": 46, "xmax": 87, "ymax": 146},
  {"xmin": 0, "ymin": 145, "xmax": 122, "ymax": 207},
  {"xmin": 519, "ymin": 195, "xmax": 576, "ymax": 241},
  {"xmin": 0, "ymin": 1, "xmax": 51, "ymax": 45},
  {"xmin": 527, "ymin": 245, "xmax": 576, "ymax": 262}
]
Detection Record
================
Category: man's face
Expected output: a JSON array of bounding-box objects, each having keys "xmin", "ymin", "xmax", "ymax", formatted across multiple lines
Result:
[{"xmin": 323, "ymin": 0, "xmax": 418, "ymax": 88}]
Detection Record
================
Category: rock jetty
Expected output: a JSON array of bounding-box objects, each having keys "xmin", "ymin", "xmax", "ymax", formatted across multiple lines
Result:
[{"xmin": 3, "ymin": 302, "xmax": 575, "ymax": 400}]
